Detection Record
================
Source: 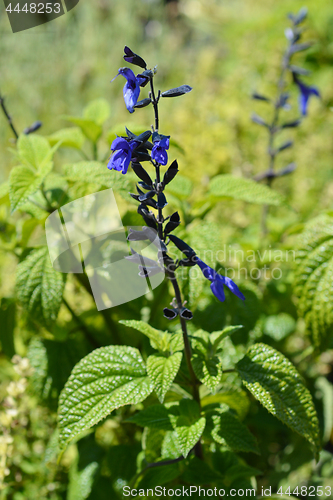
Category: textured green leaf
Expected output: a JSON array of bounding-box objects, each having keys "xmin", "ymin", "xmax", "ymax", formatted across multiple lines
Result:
[
  {"xmin": 293, "ymin": 214, "xmax": 333, "ymax": 349},
  {"xmin": 83, "ymin": 98, "xmax": 111, "ymax": 125},
  {"xmin": 237, "ymin": 343, "xmax": 320, "ymax": 453},
  {"xmin": 201, "ymin": 390, "xmax": 250, "ymax": 420},
  {"xmin": 9, "ymin": 163, "xmax": 52, "ymax": 212},
  {"xmin": 209, "ymin": 174, "xmax": 284, "ymax": 205},
  {"xmin": 192, "ymin": 353, "xmax": 222, "ymax": 392},
  {"xmin": 142, "ymin": 427, "xmax": 165, "ymax": 463},
  {"xmin": 28, "ymin": 336, "xmax": 89, "ymax": 402},
  {"xmin": 264, "ymin": 313, "xmax": 296, "ymax": 341},
  {"xmin": 127, "ymin": 405, "xmax": 173, "ymax": 430},
  {"xmin": 68, "ymin": 460, "xmax": 98, "ymax": 500},
  {"xmin": 211, "ymin": 325, "xmax": 243, "ymax": 352},
  {"xmin": 147, "ymin": 352, "xmax": 183, "ymax": 402},
  {"xmin": 16, "ymin": 247, "xmax": 66, "ymax": 327},
  {"xmin": 58, "ymin": 345, "xmax": 153, "ymax": 451},
  {"xmin": 63, "ymin": 162, "xmax": 129, "ymax": 192},
  {"xmin": 211, "ymin": 407, "xmax": 259, "ymax": 454},
  {"xmin": 64, "ymin": 117, "xmax": 102, "ymax": 143},
  {"xmin": 170, "ymin": 399, "xmax": 206, "ymax": 458},
  {"xmin": 17, "ymin": 134, "xmax": 51, "ymax": 169},
  {"xmin": 120, "ymin": 319, "xmax": 173, "ymax": 352},
  {"xmin": 161, "ymin": 430, "xmax": 181, "ymax": 459},
  {"xmin": 47, "ymin": 127, "xmax": 85, "ymax": 149}
]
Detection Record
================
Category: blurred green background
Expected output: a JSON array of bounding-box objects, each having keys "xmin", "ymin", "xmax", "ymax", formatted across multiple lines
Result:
[{"xmin": 1, "ymin": 0, "xmax": 333, "ymax": 498}]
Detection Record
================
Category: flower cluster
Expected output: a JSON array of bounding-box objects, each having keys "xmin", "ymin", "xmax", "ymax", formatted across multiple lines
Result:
[{"xmin": 108, "ymin": 46, "xmax": 245, "ymax": 317}]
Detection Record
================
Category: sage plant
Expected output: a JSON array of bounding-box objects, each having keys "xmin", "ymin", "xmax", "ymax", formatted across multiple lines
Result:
[
  {"xmin": 107, "ymin": 46, "xmax": 245, "ymax": 457},
  {"xmin": 251, "ymin": 7, "xmax": 319, "ymax": 234}
]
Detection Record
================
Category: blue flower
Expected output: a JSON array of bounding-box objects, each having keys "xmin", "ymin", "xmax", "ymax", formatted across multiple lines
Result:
[
  {"xmin": 294, "ymin": 77, "xmax": 320, "ymax": 116},
  {"xmin": 112, "ymin": 67, "xmax": 141, "ymax": 113},
  {"xmin": 107, "ymin": 137, "xmax": 139, "ymax": 174},
  {"xmin": 196, "ymin": 258, "xmax": 245, "ymax": 302},
  {"xmin": 152, "ymin": 136, "xmax": 170, "ymax": 165}
]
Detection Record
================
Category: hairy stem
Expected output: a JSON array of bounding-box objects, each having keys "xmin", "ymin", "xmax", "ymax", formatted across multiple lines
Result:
[
  {"xmin": 261, "ymin": 39, "xmax": 293, "ymax": 235},
  {"xmin": 149, "ymin": 76, "xmax": 203, "ymax": 460},
  {"xmin": 0, "ymin": 94, "xmax": 19, "ymax": 140}
]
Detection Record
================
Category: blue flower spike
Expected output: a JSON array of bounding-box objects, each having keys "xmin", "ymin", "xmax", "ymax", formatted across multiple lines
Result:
[
  {"xmin": 107, "ymin": 136, "xmax": 139, "ymax": 174},
  {"xmin": 196, "ymin": 258, "xmax": 245, "ymax": 303},
  {"xmin": 152, "ymin": 133, "xmax": 170, "ymax": 166},
  {"xmin": 294, "ymin": 76, "xmax": 320, "ymax": 116},
  {"xmin": 112, "ymin": 67, "xmax": 141, "ymax": 113}
]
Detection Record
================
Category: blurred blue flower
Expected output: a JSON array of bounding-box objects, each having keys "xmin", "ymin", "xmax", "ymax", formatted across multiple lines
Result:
[
  {"xmin": 152, "ymin": 136, "xmax": 170, "ymax": 165},
  {"xmin": 112, "ymin": 67, "xmax": 141, "ymax": 113},
  {"xmin": 196, "ymin": 258, "xmax": 245, "ymax": 302},
  {"xmin": 294, "ymin": 77, "xmax": 320, "ymax": 116},
  {"xmin": 107, "ymin": 137, "xmax": 139, "ymax": 174}
]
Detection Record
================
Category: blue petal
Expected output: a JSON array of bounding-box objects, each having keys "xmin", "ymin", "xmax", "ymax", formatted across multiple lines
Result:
[
  {"xmin": 123, "ymin": 81, "xmax": 140, "ymax": 113},
  {"xmin": 152, "ymin": 146, "xmax": 168, "ymax": 165},
  {"xmin": 196, "ymin": 258, "xmax": 216, "ymax": 280},
  {"xmin": 111, "ymin": 136, "xmax": 130, "ymax": 152},
  {"xmin": 210, "ymin": 280, "xmax": 225, "ymax": 302},
  {"xmin": 107, "ymin": 149, "xmax": 131, "ymax": 174},
  {"xmin": 224, "ymin": 277, "xmax": 245, "ymax": 300}
]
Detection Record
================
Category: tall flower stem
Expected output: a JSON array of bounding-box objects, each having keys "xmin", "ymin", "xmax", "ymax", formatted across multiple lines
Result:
[
  {"xmin": 261, "ymin": 39, "xmax": 293, "ymax": 235},
  {"xmin": 149, "ymin": 76, "xmax": 203, "ymax": 460}
]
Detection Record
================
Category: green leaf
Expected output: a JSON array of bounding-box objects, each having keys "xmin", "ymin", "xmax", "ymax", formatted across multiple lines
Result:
[
  {"xmin": 210, "ymin": 325, "xmax": 243, "ymax": 352},
  {"xmin": 28, "ymin": 336, "xmax": 89, "ymax": 402},
  {"xmin": 293, "ymin": 214, "xmax": 333, "ymax": 349},
  {"xmin": 58, "ymin": 345, "xmax": 153, "ymax": 451},
  {"xmin": 83, "ymin": 98, "xmax": 111, "ymax": 126},
  {"xmin": 237, "ymin": 343, "xmax": 320, "ymax": 454},
  {"xmin": 147, "ymin": 352, "xmax": 183, "ymax": 402},
  {"xmin": 170, "ymin": 399, "xmax": 206, "ymax": 458},
  {"xmin": 182, "ymin": 456, "xmax": 223, "ymax": 484},
  {"xmin": 211, "ymin": 407, "xmax": 259, "ymax": 454},
  {"xmin": 63, "ymin": 162, "xmax": 129, "ymax": 192},
  {"xmin": 127, "ymin": 405, "xmax": 173, "ymax": 430},
  {"xmin": 16, "ymin": 247, "xmax": 66, "ymax": 327},
  {"xmin": 9, "ymin": 163, "xmax": 53, "ymax": 213},
  {"xmin": 47, "ymin": 127, "xmax": 85, "ymax": 149},
  {"xmin": 201, "ymin": 390, "xmax": 250, "ymax": 420},
  {"xmin": 167, "ymin": 174, "xmax": 193, "ymax": 198},
  {"xmin": 64, "ymin": 117, "xmax": 102, "ymax": 143},
  {"xmin": 264, "ymin": 313, "xmax": 296, "ymax": 341},
  {"xmin": 119, "ymin": 319, "xmax": 172, "ymax": 352},
  {"xmin": 209, "ymin": 174, "xmax": 284, "ymax": 205},
  {"xmin": 17, "ymin": 134, "xmax": 51, "ymax": 169},
  {"xmin": 68, "ymin": 459, "xmax": 98, "ymax": 500},
  {"xmin": 192, "ymin": 353, "xmax": 223, "ymax": 392}
]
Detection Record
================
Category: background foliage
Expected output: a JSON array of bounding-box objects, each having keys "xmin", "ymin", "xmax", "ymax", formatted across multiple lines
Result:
[{"xmin": 0, "ymin": 0, "xmax": 333, "ymax": 499}]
